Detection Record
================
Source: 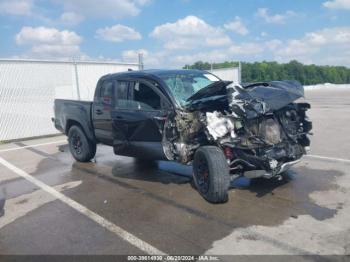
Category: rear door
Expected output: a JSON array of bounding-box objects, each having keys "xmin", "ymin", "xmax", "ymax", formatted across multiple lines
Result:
[
  {"xmin": 111, "ymin": 79, "xmax": 172, "ymax": 159},
  {"xmin": 111, "ymin": 80, "xmax": 131, "ymax": 154},
  {"xmin": 93, "ymin": 79, "xmax": 114, "ymax": 145}
]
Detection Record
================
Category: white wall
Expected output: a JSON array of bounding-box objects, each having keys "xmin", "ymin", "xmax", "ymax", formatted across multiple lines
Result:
[
  {"xmin": 0, "ymin": 59, "xmax": 139, "ymax": 141},
  {"xmin": 211, "ymin": 67, "xmax": 240, "ymax": 83}
]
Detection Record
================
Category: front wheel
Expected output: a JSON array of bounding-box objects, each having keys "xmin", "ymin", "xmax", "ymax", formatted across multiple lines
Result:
[
  {"xmin": 193, "ymin": 146, "xmax": 230, "ymax": 203},
  {"xmin": 68, "ymin": 125, "xmax": 96, "ymax": 162}
]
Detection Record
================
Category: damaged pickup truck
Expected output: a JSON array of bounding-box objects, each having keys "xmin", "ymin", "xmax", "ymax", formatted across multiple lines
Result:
[{"xmin": 53, "ymin": 69, "xmax": 312, "ymax": 203}]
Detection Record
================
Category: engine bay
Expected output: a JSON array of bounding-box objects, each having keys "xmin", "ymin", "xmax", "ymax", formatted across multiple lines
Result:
[{"xmin": 162, "ymin": 81, "xmax": 312, "ymax": 178}]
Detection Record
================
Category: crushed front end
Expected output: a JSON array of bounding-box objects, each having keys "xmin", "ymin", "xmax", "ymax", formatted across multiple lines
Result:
[{"xmin": 162, "ymin": 80, "xmax": 312, "ymax": 179}]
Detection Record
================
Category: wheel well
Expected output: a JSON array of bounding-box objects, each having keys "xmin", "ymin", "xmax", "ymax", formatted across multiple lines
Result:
[
  {"xmin": 65, "ymin": 119, "xmax": 83, "ymax": 135},
  {"xmin": 65, "ymin": 119, "xmax": 95, "ymax": 143}
]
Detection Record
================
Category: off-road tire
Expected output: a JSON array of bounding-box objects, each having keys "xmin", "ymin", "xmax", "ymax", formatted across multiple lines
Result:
[
  {"xmin": 193, "ymin": 146, "xmax": 230, "ymax": 203},
  {"xmin": 68, "ymin": 125, "xmax": 96, "ymax": 162}
]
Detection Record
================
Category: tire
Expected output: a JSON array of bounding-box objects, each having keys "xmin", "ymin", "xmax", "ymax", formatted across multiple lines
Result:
[
  {"xmin": 193, "ymin": 146, "xmax": 230, "ymax": 203},
  {"xmin": 68, "ymin": 125, "xmax": 96, "ymax": 162}
]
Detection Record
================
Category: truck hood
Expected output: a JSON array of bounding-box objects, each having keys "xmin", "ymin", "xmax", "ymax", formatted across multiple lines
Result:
[{"xmin": 185, "ymin": 80, "xmax": 304, "ymax": 118}]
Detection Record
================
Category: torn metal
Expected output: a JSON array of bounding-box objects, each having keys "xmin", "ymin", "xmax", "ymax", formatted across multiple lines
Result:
[{"xmin": 162, "ymin": 80, "xmax": 312, "ymax": 179}]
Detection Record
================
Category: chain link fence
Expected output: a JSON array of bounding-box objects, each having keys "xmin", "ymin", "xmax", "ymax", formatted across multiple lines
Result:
[{"xmin": 0, "ymin": 59, "xmax": 140, "ymax": 141}]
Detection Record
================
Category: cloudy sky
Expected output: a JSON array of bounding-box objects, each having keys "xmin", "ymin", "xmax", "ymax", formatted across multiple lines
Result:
[{"xmin": 0, "ymin": 0, "xmax": 350, "ymax": 68}]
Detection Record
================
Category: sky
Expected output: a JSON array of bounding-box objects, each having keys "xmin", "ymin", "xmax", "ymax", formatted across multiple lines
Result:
[{"xmin": 0, "ymin": 0, "xmax": 350, "ymax": 68}]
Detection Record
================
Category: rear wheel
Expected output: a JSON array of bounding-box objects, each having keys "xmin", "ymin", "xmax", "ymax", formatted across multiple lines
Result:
[
  {"xmin": 193, "ymin": 146, "xmax": 230, "ymax": 203},
  {"xmin": 68, "ymin": 125, "xmax": 96, "ymax": 162}
]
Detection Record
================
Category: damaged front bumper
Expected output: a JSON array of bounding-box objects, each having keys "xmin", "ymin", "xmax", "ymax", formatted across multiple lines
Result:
[{"xmin": 243, "ymin": 159, "xmax": 300, "ymax": 179}]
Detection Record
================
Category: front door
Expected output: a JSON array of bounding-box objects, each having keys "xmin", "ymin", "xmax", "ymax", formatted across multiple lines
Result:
[{"xmin": 111, "ymin": 79, "xmax": 171, "ymax": 159}]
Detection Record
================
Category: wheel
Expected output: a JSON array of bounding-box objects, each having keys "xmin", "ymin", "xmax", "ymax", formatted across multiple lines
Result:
[
  {"xmin": 193, "ymin": 146, "xmax": 230, "ymax": 203},
  {"xmin": 68, "ymin": 125, "xmax": 96, "ymax": 162}
]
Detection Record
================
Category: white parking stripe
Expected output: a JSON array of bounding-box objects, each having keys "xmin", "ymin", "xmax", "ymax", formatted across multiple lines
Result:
[
  {"xmin": 306, "ymin": 154, "xmax": 350, "ymax": 163},
  {"xmin": 0, "ymin": 140, "xmax": 67, "ymax": 153},
  {"xmin": 0, "ymin": 156, "xmax": 165, "ymax": 255}
]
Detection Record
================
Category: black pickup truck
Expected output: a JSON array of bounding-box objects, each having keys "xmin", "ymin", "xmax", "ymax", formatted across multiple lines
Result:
[{"xmin": 53, "ymin": 69, "xmax": 312, "ymax": 203}]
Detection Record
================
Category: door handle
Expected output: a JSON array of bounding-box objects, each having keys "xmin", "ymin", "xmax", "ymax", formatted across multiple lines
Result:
[
  {"xmin": 153, "ymin": 116, "xmax": 167, "ymax": 121},
  {"xmin": 95, "ymin": 109, "xmax": 103, "ymax": 115}
]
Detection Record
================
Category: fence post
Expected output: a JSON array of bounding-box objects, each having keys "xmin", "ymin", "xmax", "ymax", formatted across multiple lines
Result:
[
  {"xmin": 238, "ymin": 61, "xmax": 242, "ymax": 83},
  {"xmin": 73, "ymin": 59, "xmax": 81, "ymax": 100},
  {"xmin": 138, "ymin": 53, "xmax": 144, "ymax": 70}
]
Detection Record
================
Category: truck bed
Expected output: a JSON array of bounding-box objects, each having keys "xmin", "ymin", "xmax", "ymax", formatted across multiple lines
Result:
[{"xmin": 53, "ymin": 99, "xmax": 94, "ymax": 138}]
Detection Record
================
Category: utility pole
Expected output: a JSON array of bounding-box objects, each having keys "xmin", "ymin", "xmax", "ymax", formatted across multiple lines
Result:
[
  {"xmin": 238, "ymin": 61, "xmax": 242, "ymax": 83},
  {"xmin": 73, "ymin": 57, "xmax": 81, "ymax": 100}
]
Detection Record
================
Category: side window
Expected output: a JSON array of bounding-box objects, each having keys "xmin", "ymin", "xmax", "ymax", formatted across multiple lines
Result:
[
  {"xmin": 115, "ymin": 81, "xmax": 129, "ymax": 109},
  {"xmin": 131, "ymin": 82, "xmax": 161, "ymax": 110},
  {"xmin": 100, "ymin": 81, "xmax": 113, "ymax": 106}
]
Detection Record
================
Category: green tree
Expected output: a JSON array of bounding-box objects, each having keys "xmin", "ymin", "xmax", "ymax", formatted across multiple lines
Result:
[{"xmin": 183, "ymin": 60, "xmax": 350, "ymax": 85}]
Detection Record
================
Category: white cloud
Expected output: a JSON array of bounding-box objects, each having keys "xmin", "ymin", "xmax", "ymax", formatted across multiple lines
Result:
[
  {"xmin": 229, "ymin": 42, "xmax": 264, "ymax": 55},
  {"xmin": 224, "ymin": 16, "xmax": 249, "ymax": 35},
  {"xmin": 61, "ymin": 0, "xmax": 149, "ymax": 19},
  {"xmin": 60, "ymin": 12, "xmax": 84, "ymax": 26},
  {"xmin": 170, "ymin": 43, "xmax": 265, "ymax": 67},
  {"xmin": 96, "ymin": 24, "xmax": 141, "ymax": 42},
  {"xmin": 122, "ymin": 49, "xmax": 168, "ymax": 67},
  {"xmin": 273, "ymin": 27, "xmax": 350, "ymax": 66},
  {"xmin": 0, "ymin": 0, "xmax": 32, "ymax": 16},
  {"xmin": 150, "ymin": 15, "xmax": 231, "ymax": 50},
  {"xmin": 15, "ymin": 26, "xmax": 83, "ymax": 59},
  {"xmin": 323, "ymin": 0, "xmax": 350, "ymax": 10},
  {"xmin": 121, "ymin": 41, "xmax": 267, "ymax": 68},
  {"xmin": 265, "ymin": 39, "xmax": 283, "ymax": 50},
  {"xmin": 256, "ymin": 8, "xmax": 297, "ymax": 24}
]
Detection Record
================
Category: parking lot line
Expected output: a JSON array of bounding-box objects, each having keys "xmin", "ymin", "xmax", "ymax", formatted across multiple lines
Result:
[
  {"xmin": 306, "ymin": 154, "xmax": 350, "ymax": 163},
  {"xmin": 0, "ymin": 140, "xmax": 67, "ymax": 153},
  {"xmin": 0, "ymin": 156, "xmax": 166, "ymax": 255}
]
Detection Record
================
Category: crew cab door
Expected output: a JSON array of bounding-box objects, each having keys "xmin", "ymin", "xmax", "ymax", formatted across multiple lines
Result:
[
  {"xmin": 92, "ymin": 79, "xmax": 114, "ymax": 145},
  {"xmin": 112, "ymin": 79, "xmax": 172, "ymax": 159}
]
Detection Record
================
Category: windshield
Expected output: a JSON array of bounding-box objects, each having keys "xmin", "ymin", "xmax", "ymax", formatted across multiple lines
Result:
[{"xmin": 158, "ymin": 71, "xmax": 220, "ymax": 106}]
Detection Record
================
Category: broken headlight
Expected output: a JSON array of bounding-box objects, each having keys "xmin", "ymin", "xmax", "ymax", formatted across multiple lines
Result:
[{"xmin": 259, "ymin": 118, "xmax": 282, "ymax": 145}]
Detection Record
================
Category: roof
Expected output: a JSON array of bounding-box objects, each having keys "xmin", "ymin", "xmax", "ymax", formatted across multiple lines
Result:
[{"xmin": 100, "ymin": 69, "xmax": 207, "ymax": 81}]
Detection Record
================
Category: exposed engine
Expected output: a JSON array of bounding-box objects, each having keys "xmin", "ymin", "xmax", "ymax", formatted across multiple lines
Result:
[{"xmin": 162, "ymin": 81, "xmax": 312, "ymax": 179}]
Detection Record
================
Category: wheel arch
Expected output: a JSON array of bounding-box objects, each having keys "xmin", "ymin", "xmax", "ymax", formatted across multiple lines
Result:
[{"xmin": 65, "ymin": 119, "xmax": 95, "ymax": 142}]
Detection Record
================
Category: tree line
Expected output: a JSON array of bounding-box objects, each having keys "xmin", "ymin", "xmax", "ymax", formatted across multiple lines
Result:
[{"xmin": 183, "ymin": 60, "xmax": 350, "ymax": 85}]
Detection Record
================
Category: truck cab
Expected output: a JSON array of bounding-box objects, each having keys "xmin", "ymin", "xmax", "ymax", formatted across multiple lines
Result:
[{"xmin": 92, "ymin": 72, "xmax": 174, "ymax": 159}]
